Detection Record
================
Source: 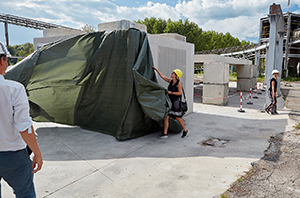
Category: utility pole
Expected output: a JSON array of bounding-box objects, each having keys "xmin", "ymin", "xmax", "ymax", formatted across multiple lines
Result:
[
  {"xmin": 265, "ymin": 4, "xmax": 286, "ymax": 107},
  {"xmin": 4, "ymin": 16, "xmax": 9, "ymax": 50}
]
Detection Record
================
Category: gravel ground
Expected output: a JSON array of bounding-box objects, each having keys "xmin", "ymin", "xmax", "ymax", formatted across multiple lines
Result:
[{"xmin": 221, "ymin": 81, "xmax": 300, "ymax": 198}]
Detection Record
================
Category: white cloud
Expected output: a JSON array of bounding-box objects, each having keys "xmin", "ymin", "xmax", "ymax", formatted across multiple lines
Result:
[
  {"xmin": 201, "ymin": 15, "xmax": 261, "ymax": 41},
  {"xmin": 175, "ymin": 0, "xmax": 292, "ymax": 42},
  {"xmin": 116, "ymin": 2, "xmax": 181, "ymax": 21},
  {"xmin": 1, "ymin": 0, "xmax": 299, "ymax": 45}
]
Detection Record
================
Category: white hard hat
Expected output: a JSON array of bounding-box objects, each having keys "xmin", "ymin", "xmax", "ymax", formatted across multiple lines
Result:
[
  {"xmin": 272, "ymin": 69, "xmax": 280, "ymax": 74},
  {"xmin": 0, "ymin": 41, "xmax": 11, "ymax": 57}
]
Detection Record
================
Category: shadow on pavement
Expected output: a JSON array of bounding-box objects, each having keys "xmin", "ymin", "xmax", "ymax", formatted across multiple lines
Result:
[{"xmin": 36, "ymin": 110, "xmax": 288, "ymax": 162}]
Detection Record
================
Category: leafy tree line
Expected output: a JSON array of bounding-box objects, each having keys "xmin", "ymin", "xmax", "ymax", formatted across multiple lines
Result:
[
  {"xmin": 8, "ymin": 43, "xmax": 34, "ymax": 65},
  {"xmin": 135, "ymin": 17, "xmax": 251, "ymax": 52}
]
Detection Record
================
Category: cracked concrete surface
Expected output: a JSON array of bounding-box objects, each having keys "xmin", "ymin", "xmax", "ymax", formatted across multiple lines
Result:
[{"xmin": 223, "ymin": 82, "xmax": 300, "ymax": 198}]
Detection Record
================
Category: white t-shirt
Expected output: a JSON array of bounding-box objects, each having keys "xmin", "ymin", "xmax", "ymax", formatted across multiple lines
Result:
[{"xmin": 0, "ymin": 75, "xmax": 33, "ymax": 151}]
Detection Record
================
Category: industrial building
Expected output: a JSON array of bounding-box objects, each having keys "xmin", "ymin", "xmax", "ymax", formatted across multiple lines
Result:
[{"xmin": 259, "ymin": 10, "xmax": 300, "ymax": 77}]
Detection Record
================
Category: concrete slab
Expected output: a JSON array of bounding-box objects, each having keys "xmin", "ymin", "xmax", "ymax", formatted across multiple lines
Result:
[{"xmin": 1, "ymin": 89, "xmax": 295, "ymax": 198}]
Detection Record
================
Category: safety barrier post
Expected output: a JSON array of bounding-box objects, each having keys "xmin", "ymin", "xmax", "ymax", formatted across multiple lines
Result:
[
  {"xmin": 262, "ymin": 79, "xmax": 266, "ymax": 92},
  {"xmin": 253, "ymin": 85, "xmax": 259, "ymax": 99},
  {"xmin": 258, "ymin": 83, "xmax": 262, "ymax": 94},
  {"xmin": 237, "ymin": 91, "xmax": 245, "ymax": 113},
  {"xmin": 247, "ymin": 87, "xmax": 253, "ymax": 105}
]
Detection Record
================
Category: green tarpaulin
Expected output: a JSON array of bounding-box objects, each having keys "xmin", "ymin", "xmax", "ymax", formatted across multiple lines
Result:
[{"xmin": 5, "ymin": 28, "xmax": 183, "ymax": 140}]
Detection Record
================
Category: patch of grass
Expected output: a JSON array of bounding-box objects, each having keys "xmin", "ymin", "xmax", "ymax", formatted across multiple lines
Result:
[
  {"xmin": 257, "ymin": 76, "xmax": 265, "ymax": 83},
  {"xmin": 227, "ymin": 189, "xmax": 233, "ymax": 192},
  {"xmin": 221, "ymin": 194, "xmax": 229, "ymax": 198},
  {"xmin": 237, "ymin": 177, "xmax": 246, "ymax": 182},
  {"xmin": 285, "ymin": 99, "xmax": 289, "ymax": 106},
  {"xmin": 294, "ymin": 123, "xmax": 300, "ymax": 130},
  {"xmin": 194, "ymin": 73, "xmax": 203, "ymax": 77},
  {"xmin": 282, "ymin": 77, "xmax": 300, "ymax": 82}
]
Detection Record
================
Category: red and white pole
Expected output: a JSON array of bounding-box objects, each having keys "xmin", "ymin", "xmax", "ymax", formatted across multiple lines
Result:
[
  {"xmin": 258, "ymin": 83, "xmax": 262, "ymax": 94},
  {"xmin": 247, "ymin": 87, "xmax": 253, "ymax": 105},
  {"xmin": 262, "ymin": 79, "xmax": 266, "ymax": 92},
  {"xmin": 253, "ymin": 85, "xmax": 258, "ymax": 99},
  {"xmin": 237, "ymin": 91, "xmax": 245, "ymax": 112}
]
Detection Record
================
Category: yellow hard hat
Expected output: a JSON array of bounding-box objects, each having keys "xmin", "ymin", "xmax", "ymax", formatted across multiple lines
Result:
[{"xmin": 173, "ymin": 69, "xmax": 183, "ymax": 79}]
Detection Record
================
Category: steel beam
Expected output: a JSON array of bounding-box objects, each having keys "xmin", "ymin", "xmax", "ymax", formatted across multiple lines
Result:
[{"xmin": 284, "ymin": 12, "xmax": 292, "ymax": 77}]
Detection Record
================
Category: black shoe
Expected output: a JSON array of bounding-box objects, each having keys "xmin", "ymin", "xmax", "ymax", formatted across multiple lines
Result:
[
  {"xmin": 274, "ymin": 111, "xmax": 278, "ymax": 114},
  {"xmin": 157, "ymin": 133, "xmax": 168, "ymax": 139},
  {"xmin": 265, "ymin": 108, "xmax": 270, "ymax": 114},
  {"xmin": 181, "ymin": 130, "xmax": 189, "ymax": 138}
]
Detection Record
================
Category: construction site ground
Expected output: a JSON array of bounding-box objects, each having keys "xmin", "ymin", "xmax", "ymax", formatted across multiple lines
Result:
[
  {"xmin": 221, "ymin": 81, "xmax": 300, "ymax": 198},
  {"xmin": 1, "ymin": 82, "xmax": 299, "ymax": 198}
]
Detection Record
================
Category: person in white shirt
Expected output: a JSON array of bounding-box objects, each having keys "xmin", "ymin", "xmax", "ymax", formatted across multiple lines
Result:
[{"xmin": 0, "ymin": 41, "xmax": 43, "ymax": 198}]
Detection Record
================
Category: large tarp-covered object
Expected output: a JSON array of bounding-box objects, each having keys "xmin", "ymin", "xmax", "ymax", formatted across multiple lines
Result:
[{"xmin": 5, "ymin": 28, "xmax": 183, "ymax": 140}]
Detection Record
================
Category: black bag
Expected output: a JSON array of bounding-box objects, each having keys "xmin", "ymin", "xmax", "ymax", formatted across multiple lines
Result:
[{"xmin": 179, "ymin": 87, "xmax": 188, "ymax": 114}]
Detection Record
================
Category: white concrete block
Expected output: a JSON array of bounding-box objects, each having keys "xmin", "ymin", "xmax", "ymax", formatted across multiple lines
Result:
[
  {"xmin": 203, "ymin": 62, "xmax": 229, "ymax": 84},
  {"xmin": 237, "ymin": 78, "xmax": 253, "ymax": 91},
  {"xmin": 237, "ymin": 64, "xmax": 253, "ymax": 78},
  {"xmin": 195, "ymin": 54, "xmax": 252, "ymax": 65},
  {"xmin": 203, "ymin": 84, "xmax": 229, "ymax": 105},
  {"xmin": 98, "ymin": 20, "xmax": 147, "ymax": 32},
  {"xmin": 252, "ymin": 65, "xmax": 258, "ymax": 88},
  {"xmin": 44, "ymin": 28, "xmax": 84, "ymax": 37},
  {"xmin": 155, "ymin": 33, "xmax": 186, "ymax": 42}
]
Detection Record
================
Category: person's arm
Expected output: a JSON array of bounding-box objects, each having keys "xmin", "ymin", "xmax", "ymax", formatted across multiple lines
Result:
[
  {"xmin": 152, "ymin": 66, "xmax": 171, "ymax": 83},
  {"xmin": 20, "ymin": 125, "xmax": 43, "ymax": 174}
]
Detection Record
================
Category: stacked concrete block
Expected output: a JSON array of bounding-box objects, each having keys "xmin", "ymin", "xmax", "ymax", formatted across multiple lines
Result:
[
  {"xmin": 98, "ymin": 20, "xmax": 147, "ymax": 32},
  {"xmin": 43, "ymin": 28, "xmax": 85, "ymax": 37},
  {"xmin": 155, "ymin": 33, "xmax": 186, "ymax": 42},
  {"xmin": 203, "ymin": 62, "xmax": 229, "ymax": 105},
  {"xmin": 237, "ymin": 64, "xmax": 253, "ymax": 91},
  {"xmin": 252, "ymin": 65, "xmax": 258, "ymax": 88}
]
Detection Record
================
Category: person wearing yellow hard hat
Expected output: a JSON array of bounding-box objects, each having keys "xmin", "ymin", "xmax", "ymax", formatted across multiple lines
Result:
[
  {"xmin": 265, "ymin": 69, "xmax": 280, "ymax": 114},
  {"xmin": 152, "ymin": 66, "xmax": 188, "ymax": 139}
]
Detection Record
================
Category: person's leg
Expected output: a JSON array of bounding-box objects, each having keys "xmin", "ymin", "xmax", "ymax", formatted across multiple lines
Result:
[
  {"xmin": 1, "ymin": 149, "xmax": 36, "ymax": 198},
  {"xmin": 163, "ymin": 116, "xmax": 169, "ymax": 134},
  {"xmin": 265, "ymin": 93, "xmax": 274, "ymax": 114},
  {"xmin": 176, "ymin": 117, "xmax": 189, "ymax": 138},
  {"xmin": 176, "ymin": 117, "xmax": 187, "ymax": 131},
  {"xmin": 158, "ymin": 116, "xmax": 169, "ymax": 138},
  {"xmin": 273, "ymin": 97, "xmax": 278, "ymax": 114},
  {"xmin": 0, "ymin": 176, "xmax": 2, "ymax": 198}
]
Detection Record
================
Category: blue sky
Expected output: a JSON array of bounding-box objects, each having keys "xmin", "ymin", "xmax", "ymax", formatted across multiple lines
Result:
[{"xmin": 0, "ymin": 0, "xmax": 299, "ymax": 46}]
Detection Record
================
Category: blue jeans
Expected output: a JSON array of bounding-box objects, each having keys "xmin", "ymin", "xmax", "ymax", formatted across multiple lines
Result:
[{"xmin": 0, "ymin": 149, "xmax": 36, "ymax": 198}]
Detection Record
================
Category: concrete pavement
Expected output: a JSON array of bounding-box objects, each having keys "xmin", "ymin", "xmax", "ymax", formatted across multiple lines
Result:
[{"xmin": 2, "ymin": 84, "xmax": 296, "ymax": 198}]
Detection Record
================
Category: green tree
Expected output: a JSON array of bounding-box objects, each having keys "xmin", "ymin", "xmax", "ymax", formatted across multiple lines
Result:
[
  {"xmin": 8, "ymin": 43, "xmax": 34, "ymax": 65},
  {"xmin": 135, "ymin": 17, "xmax": 252, "ymax": 52},
  {"xmin": 81, "ymin": 24, "xmax": 96, "ymax": 32},
  {"xmin": 136, "ymin": 17, "xmax": 167, "ymax": 34}
]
